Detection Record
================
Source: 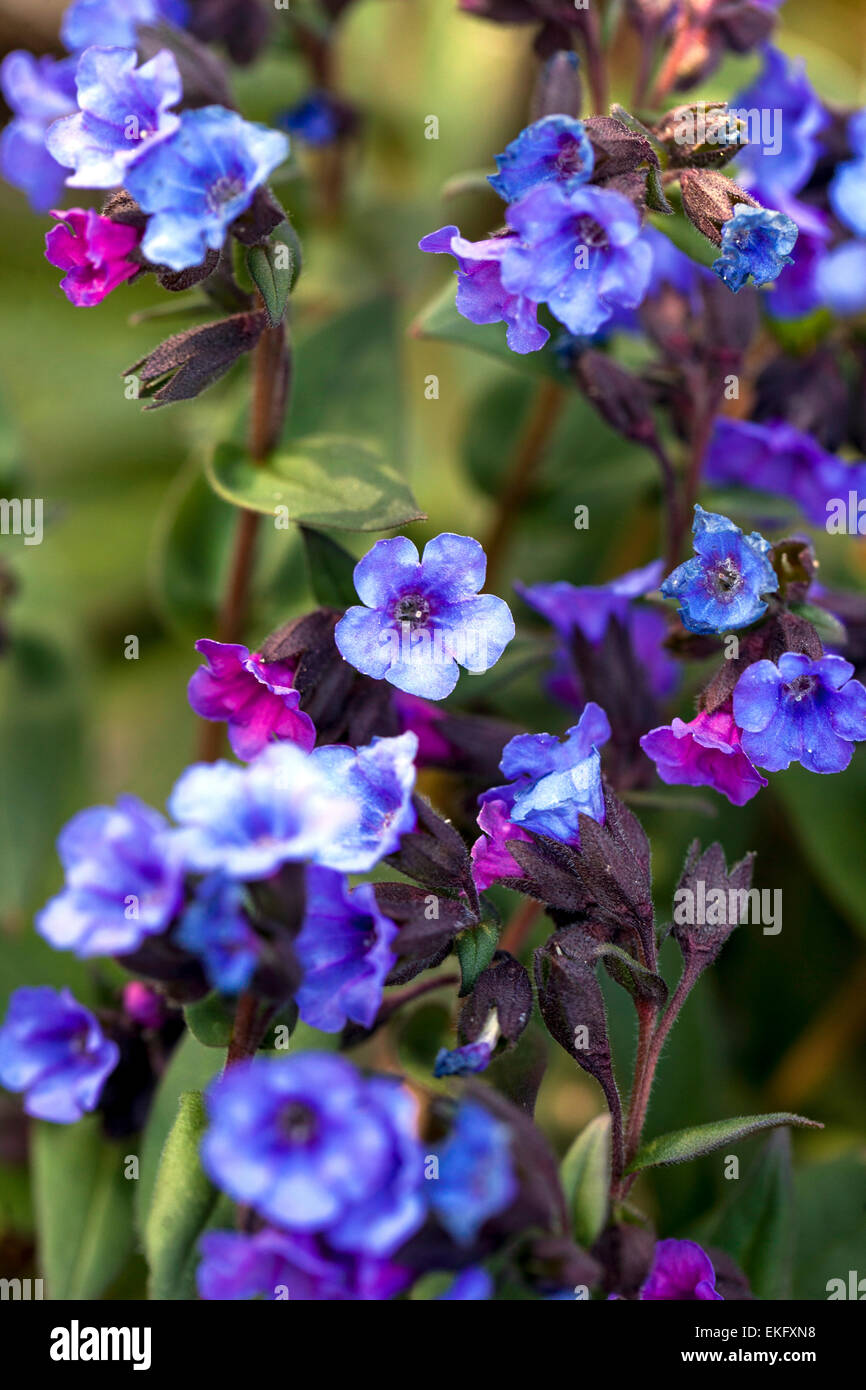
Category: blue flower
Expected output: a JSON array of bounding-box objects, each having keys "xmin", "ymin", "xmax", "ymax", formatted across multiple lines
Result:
[
  {"xmin": 176, "ymin": 874, "xmax": 260, "ymax": 994},
  {"xmin": 0, "ymin": 51, "xmax": 77, "ymax": 210},
  {"xmin": 419, "ymin": 226, "xmax": 549, "ymax": 354},
  {"xmin": 125, "ymin": 106, "xmax": 289, "ymax": 271},
  {"xmin": 36, "ymin": 795, "xmax": 184, "ymax": 958},
  {"xmin": 816, "ymin": 239, "xmax": 866, "ymax": 317},
  {"xmin": 167, "ymin": 742, "xmax": 354, "ymax": 881},
  {"xmin": 429, "ymin": 1101, "xmax": 517, "ymax": 1245},
  {"xmin": 433, "ymin": 1040, "xmax": 494, "ymax": 1078},
  {"xmin": 0, "ymin": 987, "xmax": 118, "ymax": 1123},
  {"xmin": 829, "ymin": 110, "xmax": 866, "ymax": 238},
  {"xmin": 202, "ymin": 1054, "xmax": 425, "ymax": 1255},
  {"xmin": 46, "ymin": 46, "xmax": 181, "ymax": 190},
  {"xmin": 489, "ymin": 115, "xmax": 594, "ymax": 202},
  {"xmin": 335, "ymin": 533, "xmax": 515, "ymax": 700},
  {"xmin": 294, "ymin": 866, "xmax": 398, "ymax": 1031},
  {"xmin": 733, "ymin": 653, "xmax": 866, "ymax": 774},
  {"xmin": 712, "ymin": 204, "xmax": 799, "ymax": 292},
  {"xmin": 197, "ymin": 1228, "xmax": 410, "ymax": 1301},
  {"xmin": 438, "ymin": 1267, "xmax": 494, "ymax": 1300},
  {"xmin": 279, "ymin": 91, "xmax": 344, "ymax": 146},
  {"xmin": 734, "ymin": 46, "xmax": 828, "ymax": 216},
  {"xmin": 660, "ymin": 506, "xmax": 779, "ymax": 635},
  {"xmin": 309, "ymin": 733, "xmax": 418, "ymax": 872},
  {"xmin": 497, "ymin": 700, "xmax": 610, "ymax": 843},
  {"xmin": 61, "ymin": 0, "xmax": 188, "ymax": 52},
  {"xmin": 500, "ymin": 183, "xmax": 652, "ymax": 336}
]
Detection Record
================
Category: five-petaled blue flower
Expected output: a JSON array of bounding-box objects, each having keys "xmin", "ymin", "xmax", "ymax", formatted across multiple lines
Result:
[
  {"xmin": 660, "ymin": 506, "xmax": 779, "ymax": 635},
  {"xmin": 177, "ymin": 874, "xmax": 260, "ymax": 994},
  {"xmin": 500, "ymin": 183, "xmax": 652, "ymax": 337},
  {"xmin": 202, "ymin": 1053, "xmax": 425, "ymax": 1256},
  {"xmin": 36, "ymin": 794, "xmax": 184, "ymax": 958},
  {"xmin": 733, "ymin": 653, "xmax": 866, "ymax": 774},
  {"xmin": 419, "ymin": 227, "xmax": 549, "ymax": 354},
  {"xmin": 0, "ymin": 51, "xmax": 77, "ymax": 210},
  {"xmin": 335, "ymin": 533, "xmax": 515, "ymax": 700},
  {"xmin": 46, "ymin": 46, "xmax": 182, "ymax": 189},
  {"xmin": 429, "ymin": 1101, "xmax": 517, "ymax": 1245},
  {"xmin": 61, "ymin": 0, "xmax": 188, "ymax": 52},
  {"xmin": 489, "ymin": 114, "xmax": 594, "ymax": 202},
  {"xmin": 712, "ymin": 203, "xmax": 799, "ymax": 292},
  {"xmin": 125, "ymin": 106, "xmax": 289, "ymax": 270},
  {"xmin": 167, "ymin": 741, "xmax": 355, "ymax": 880},
  {"xmin": 0, "ymin": 987, "xmax": 119, "ymax": 1124},
  {"xmin": 294, "ymin": 866, "xmax": 399, "ymax": 1032}
]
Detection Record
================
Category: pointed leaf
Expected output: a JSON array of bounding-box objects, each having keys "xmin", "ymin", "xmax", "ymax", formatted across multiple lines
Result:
[
  {"xmin": 559, "ymin": 1114, "xmax": 611, "ymax": 1248},
  {"xmin": 247, "ymin": 241, "xmax": 292, "ymax": 327},
  {"xmin": 33, "ymin": 1117, "xmax": 134, "ymax": 1299},
  {"xmin": 627, "ymin": 1112, "xmax": 821, "ymax": 1174},
  {"xmin": 145, "ymin": 1090, "xmax": 229, "ymax": 1300},
  {"xmin": 455, "ymin": 918, "xmax": 500, "ymax": 996},
  {"xmin": 697, "ymin": 1131, "xmax": 794, "ymax": 1300},
  {"xmin": 595, "ymin": 942, "xmax": 668, "ymax": 1007},
  {"xmin": 206, "ymin": 434, "xmax": 424, "ymax": 531}
]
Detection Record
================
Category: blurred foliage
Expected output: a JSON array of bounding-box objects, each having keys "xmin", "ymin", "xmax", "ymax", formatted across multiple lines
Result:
[{"xmin": 0, "ymin": 0, "xmax": 864, "ymax": 1300}]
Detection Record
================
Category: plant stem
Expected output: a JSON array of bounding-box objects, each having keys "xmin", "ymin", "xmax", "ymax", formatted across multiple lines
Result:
[
  {"xmin": 225, "ymin": 990, "xmax": 269, "ymax": 1069},
  {"xmin": 483, "ymin": 379, "xmax": 565, "ymax": 588},
  {"xmin": 195, "ymin": 320, "xmax": 288, "ymax": 762},
  {"xmin": 499, "ymin": 898, "xmax": 543, "ymax": 957}
]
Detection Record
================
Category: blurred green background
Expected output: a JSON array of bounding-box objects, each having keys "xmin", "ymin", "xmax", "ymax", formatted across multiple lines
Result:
[{"xmin": 0, "ymin": 0, "xmax": 865, "ymax": 1299}]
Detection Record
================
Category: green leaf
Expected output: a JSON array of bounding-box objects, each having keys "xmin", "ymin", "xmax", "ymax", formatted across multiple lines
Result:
[
  {"xmin": 183, "ymin": 993, "xmax": 236, "ymax": 1049},
  {"xmin": 455, "ymin": 918, "xmax": 499, "ymax": 996},
  {"xmin": 627, "ymin": 1112, "xmax": 821, "ymax": 1174},
  {"xmin": 145, "ymin": 1091, "xmax": 229, "ymax": 1300},
  {"xmin": 0, "ymin": 635, "xmax": 85, "ymax": 923},
  {"xmin": 247, "ymin": 241, "xmax": 292, "ymax": 328},
  {"xmin": 696, "ymin": 1131, "xmax": 794, "ymax": 1300},
  {"xmin": 595, "ymin": 943, "xmax": 668, "ymax": 1008},
  {"xmin": 559, "ymin": 1114, "xmax": 611, "ymax": 1248},
  {"xmin": 411, "ymin": 281, "xmax": 566, "ymax": 382},
  {"xmin": 300, "ymin": 525, "xmax": 358, "ymax": 608},
  {"xmin": 788, "ymin": 601, "xmax": 847, "ymax": 647},
  {"xmin": 206, "ymin": 433, "xmax": 424, "ymax": 531},
  {"xmin": 135, "ymin": 1032, "xmax": 224, "ymax": 1237},
  {"xmin": 33, "ymin": 1117, "xmax": 135, "ymax": 1299}
]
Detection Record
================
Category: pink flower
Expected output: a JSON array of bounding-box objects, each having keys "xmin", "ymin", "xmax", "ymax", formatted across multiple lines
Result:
[
  {"xmin": 640, "ymin": 708, "xmax": 767, "ymax": 807},
  {"xmin": 470, "ymin": 792, "xmax": 532, "ymax": 892},
  {"xmin": 188, "ymin": 639, "xmax": 316, "ymax": 761},
  {"xmin": 44, "ymin": 208, "xmax": 141, "ymax": 307}
]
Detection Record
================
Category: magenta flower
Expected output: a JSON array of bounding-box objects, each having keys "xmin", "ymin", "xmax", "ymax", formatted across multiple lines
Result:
[
  {"xmin": 44, "ymin": 208, "xmax": 141, "ymax": 307},
  {"xmin": 640, "ymin": 1239, "xmax": 722, "ymax": 1301},
  {"xmin": 187, "ymin": 639, "xmax": 316, "ymax": 761},
  {"xmin": 640, "ymin": 708, "xmax": 767, "ymax": 807},
  {"xmin": 470, "ymin": 792, "xmax": 532, "ymax": 892}
]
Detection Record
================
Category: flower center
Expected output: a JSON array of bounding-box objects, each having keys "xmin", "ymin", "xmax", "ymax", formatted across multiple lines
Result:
[
  {"xmin": 206, "ymin": 175, "xmax": 245, "ymax": 212},
  {"xmin": 708, "ymin": 558, "xmax": 743, "ymax": 600},
  {"xmin": 573, "ymin": 215, "xmax": 608, "ymax": 251},
  {"xmin": 555, "ymin": 137, "xmax": 585, "ymax": 177},
  {"xmin": 783, "ymin": 674, "xmax": 817, "ymax": 702},
  {"xmin": 394, "ymin": 593, "xmax": 431, "ymax": 629},
  {"xmin": 279, "ymin": 1101, "xmax": 317, "ymax": 1144}
]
